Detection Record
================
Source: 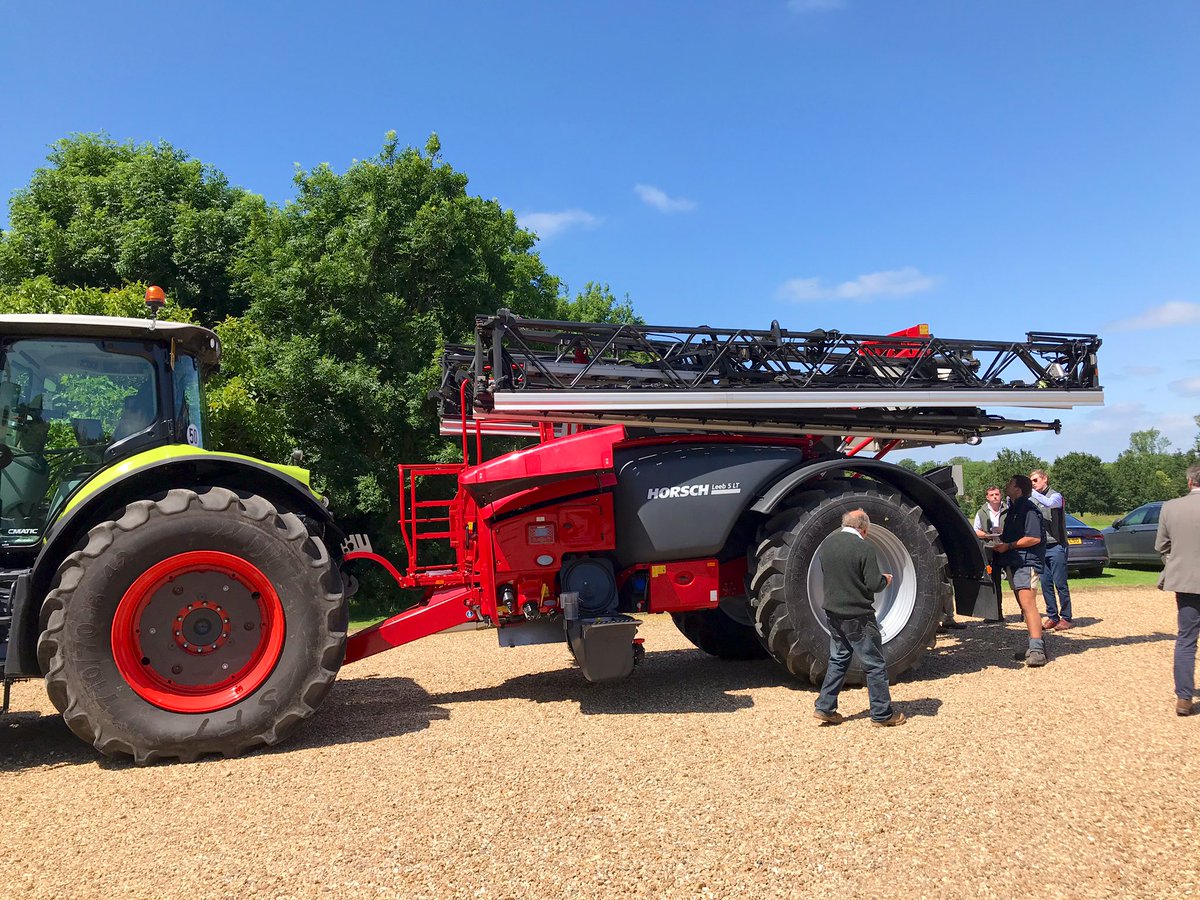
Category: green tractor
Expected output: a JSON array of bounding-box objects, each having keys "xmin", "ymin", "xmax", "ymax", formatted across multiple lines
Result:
[{"xmin": 0, "ymin": 299, "xmax": 347, "ymax": 762}]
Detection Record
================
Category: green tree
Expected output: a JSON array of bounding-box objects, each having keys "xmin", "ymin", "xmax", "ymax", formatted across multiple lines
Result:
[
  {"xmin": 1126, "ymin": 428, "xmax": 1172, "ymax": 456},
  {"xmin": 0, "ymin": 276, "xmax": 195, "ymax": 321},
  {"xmin": 985, "ymin": 448, "xmax": 1048, "ymax": 501},
  {"xmin": 1108, "ymin": 429, "xmax": 1189, "ymax": 509},
  {"xmin": 555, "ymin": 282, "xmax": 642, "ymax": 325},
  {"xmin": 1049, "ymin": 452, "xmax": 1116, "ymax": 513},
  {"xmin": 223, "ymin": 132, "xmax": 565, "ymax": 547},
  {"xmin": 0, "ymin": 134, "xmax": 264, "ymax": 323}
]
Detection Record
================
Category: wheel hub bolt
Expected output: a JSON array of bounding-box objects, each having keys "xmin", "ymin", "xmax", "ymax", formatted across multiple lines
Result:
[{"xmin": 171, "ymin": 665, "xmax": 182, "ymax": 675}]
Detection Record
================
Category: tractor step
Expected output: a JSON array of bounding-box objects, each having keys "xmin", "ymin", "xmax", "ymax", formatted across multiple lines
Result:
[{"xmin": 0, "ymin": 569, "xmax": 14, "ymax": 672}]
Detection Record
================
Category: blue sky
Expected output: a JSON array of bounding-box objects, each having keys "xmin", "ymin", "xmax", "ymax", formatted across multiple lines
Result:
[{"xmin": 2, "ymin": 1, "xmax": 1197, "ymax": 462}]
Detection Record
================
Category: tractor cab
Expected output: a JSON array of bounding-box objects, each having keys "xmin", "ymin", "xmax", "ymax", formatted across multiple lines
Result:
[{"xmin": 0, "ymin": 314, "xmax": 221, "ymax": 551}]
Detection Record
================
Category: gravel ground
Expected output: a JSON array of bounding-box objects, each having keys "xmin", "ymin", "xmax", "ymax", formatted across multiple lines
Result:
[{"xmin": 4, "ymin": 585, "xmax": 1199, "ymax": 899}]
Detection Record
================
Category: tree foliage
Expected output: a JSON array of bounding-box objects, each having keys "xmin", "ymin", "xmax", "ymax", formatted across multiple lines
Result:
[
  {"xmin": 0, "ymin": 276, "xmax": 195, "ymax": 321},
  {"xmin": 555, "ymin": 282, "xmax": 642, "ymax": 325},
  {"xmin": 0, "ymin": 134, "xmax": 263, "ymax": 323},
  {"xmin": 1109, "ymin": 428, "xmax": 1190, "ymax": 510},
  {"xmin": 216, "ymin": 133, "xmax": 563, "ymax": 541},
  {"xmin": 1050, "ymin": 452, "xmax": 1115, "ymax": 514}
]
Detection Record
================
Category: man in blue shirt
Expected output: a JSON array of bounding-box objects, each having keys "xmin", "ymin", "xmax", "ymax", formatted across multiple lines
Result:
[
  {"xmin": 992, "ymin": 474, "xmax": 1048, "ymax": 667},
  {"xmin": 1031, "ymin": 468, "xmax": 1072, "ymax": 630}
]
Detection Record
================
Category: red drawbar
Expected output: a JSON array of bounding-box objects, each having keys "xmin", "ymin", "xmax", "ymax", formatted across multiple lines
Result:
[
  {"xmin": 111, "ymin": 551, "xmax": 285, "ymax": 714},
  {"xmin": 344, "ymin": 585, "xmax": 476, "ymax": 664}
]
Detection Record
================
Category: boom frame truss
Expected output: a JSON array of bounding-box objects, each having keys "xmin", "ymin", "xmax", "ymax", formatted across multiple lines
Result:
[{"xmin": 436, "ymin": 312, "xmax": 1104, "ymax": 444}]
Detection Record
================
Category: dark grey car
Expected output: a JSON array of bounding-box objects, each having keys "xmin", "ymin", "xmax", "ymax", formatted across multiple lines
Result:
[
  {"xmin": 1102, "ymin": 502, "xmax": 1164, "ymax": 566},
  {"xmin": 1065, "ymin": 513, "xmax": 1109, "ymax": 575}
]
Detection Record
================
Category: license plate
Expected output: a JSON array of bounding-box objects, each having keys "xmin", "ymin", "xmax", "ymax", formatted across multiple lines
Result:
[{"xmin": 1068, "ymin": 538, "xmax": 1082, "ymax": 545}]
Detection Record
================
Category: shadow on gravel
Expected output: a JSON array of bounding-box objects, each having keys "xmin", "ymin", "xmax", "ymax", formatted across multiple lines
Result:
[
  {"xmin": 11, "ymin": 621, "xmax": 1165, "ymax": 767},
  {"xmin": 280, "ymin": 675, "xmax": 452, "ymax": 754},
  {"xmin": 915, "ymin": 615, "xmax": 1175, "ymax": 681},
  {"xmin": 425, "ymin": 650, "xmax": 795, "ymax": 715},
  {"xmin": 0, "ymin": 712, "xmax": 132, "ymax": 774},
  {"xmin": 0, "ymin": 676, "xmax": 454, "ymax": 770},
  {"xmin": 1, "ymin": 653, "xmax": 793, "ymax": 768},
  {"xmin": 840, "ymin": 697, "xmax": 943, "ymax": 723}
]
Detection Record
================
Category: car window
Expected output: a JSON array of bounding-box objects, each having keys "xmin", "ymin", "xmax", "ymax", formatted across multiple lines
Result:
[
  {"xmin": 1122, "ymin": 507, "xmax": 1148, "ymax": 527},
  {"xmin": 1144, "ymin": 505, "xmax": 1161, "ymax": 526},
  {"xmin": 1065, "ymin": 514, "xmax": 1087, "ymax": 528}
]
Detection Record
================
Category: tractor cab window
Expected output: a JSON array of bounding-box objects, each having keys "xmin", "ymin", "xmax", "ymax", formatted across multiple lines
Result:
[
  {"xmin": 0, "ymin": 338, "xmax": 157, "ymax": 546},
  {"xmin": 173, "ymin": 354, "xmax": 205, "ymax": 448}
]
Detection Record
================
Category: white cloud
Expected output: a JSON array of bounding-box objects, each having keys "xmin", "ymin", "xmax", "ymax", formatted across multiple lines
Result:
[
  {"xmin": 1170, "ymin": 377, "xmax": 1200, "ymax": 397},
  {"xmin": 633, "ymin": 184, "xmax": 697, "ymax": 214},
  {"xmin": 787, "ymin": 0, "xmax": 845, "ymax": 11},
  {"xmin": 517, "ymin": 209, "xmax": 600, "ymax": 240},
  {"xmin": 776, "ymin": 266, "xmax": 940, "ymax": 302},
  {"xmin": 1108, "ymin": 300, "xmax": 1200, "ymax": 332}
]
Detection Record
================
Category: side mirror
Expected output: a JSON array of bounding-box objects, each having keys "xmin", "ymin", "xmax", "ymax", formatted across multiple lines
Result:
[{"xmin": 1111, "ymin": 519, "xmax": 1123, "ymax": 529}]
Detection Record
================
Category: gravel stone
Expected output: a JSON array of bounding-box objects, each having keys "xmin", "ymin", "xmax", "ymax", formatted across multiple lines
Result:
[{"xmin": 3, "ymin": 586, "xmax": 1198, "ymax": 898}]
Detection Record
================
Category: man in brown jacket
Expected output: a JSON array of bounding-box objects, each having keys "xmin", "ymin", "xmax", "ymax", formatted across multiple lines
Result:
[{"xmin": 1155, "ymin": 463, "xmax": 1200, "ymax": 716}]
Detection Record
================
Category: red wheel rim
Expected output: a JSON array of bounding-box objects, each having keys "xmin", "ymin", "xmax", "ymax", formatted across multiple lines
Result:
[{"xmin": 111, "ymin": 551, "xmax": 285, "ymax": 713}]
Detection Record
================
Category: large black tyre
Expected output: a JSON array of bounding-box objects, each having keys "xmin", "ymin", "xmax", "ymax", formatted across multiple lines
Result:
[
  {"xmin": 671, "ymin": 600, "xmax": 770, "ymax": 660},
  {"xmin": 749, "ymin": 481, "xmax": 950, "ymax": 685},
  {"xmin": 36, "ymin": 487, "xmax": 346, "ymax": 763}
]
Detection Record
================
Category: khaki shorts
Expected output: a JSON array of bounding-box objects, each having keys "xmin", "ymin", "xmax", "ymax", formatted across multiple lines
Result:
[{"xmin": 1005, "ymin": 566, "xmax": 1041, "ymax": 592}]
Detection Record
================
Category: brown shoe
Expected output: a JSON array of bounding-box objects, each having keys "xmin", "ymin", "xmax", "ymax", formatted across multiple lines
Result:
[
  {"xmin": 1041, "ymin": 616, "xmax": 1057, "ymax": 628},
  {"xmin": 1053, "ymin": 619, "xmax": 1073, "ymax": 631},
  {"xmin": 813, "ymin": 710, "xmax": 844, "ymax": 726},
  {"xmin": 871, "ymin": 711, "xmax": 907, "ymax": 727},
  {"xmin": 1177, "ymin": 699, "xmax": 1194, "ymax": 717}
]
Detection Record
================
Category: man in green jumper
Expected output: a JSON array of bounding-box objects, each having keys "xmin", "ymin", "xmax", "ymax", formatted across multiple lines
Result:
[{"xmin": 813, "ymin": 509, "xmax": 907, "ymax": 727}]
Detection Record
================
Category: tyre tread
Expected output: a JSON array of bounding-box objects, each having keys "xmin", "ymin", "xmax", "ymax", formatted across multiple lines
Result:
[
  {"xmin": 748, "ymin": 481, "xmax": 951, "ymax": 685},
  {"xmin": 37, "ymin": 486, "xmax": 347, "ymax": 764}
]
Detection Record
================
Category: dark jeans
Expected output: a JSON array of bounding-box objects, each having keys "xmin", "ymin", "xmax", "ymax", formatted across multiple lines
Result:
[
  {"xmin": 1042, "ymin": 544, "xmax": 1072, "ymax": 621},
  {"xmin": 1176, "ymin": 593, "xmax": 1200, "ymax": 701},
  {"xmin": 815, "ymin": 613, "xmax": 893, "ymax": 722}
]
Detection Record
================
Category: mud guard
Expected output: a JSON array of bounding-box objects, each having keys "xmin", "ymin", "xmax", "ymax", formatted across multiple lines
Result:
[
  {"xmin": 5, "ymin": 456, "xmax": 339, "ymax": 679},
  {"xmin": 751, "ymin": 457, "xmax": 1000, "ymax": 622}
]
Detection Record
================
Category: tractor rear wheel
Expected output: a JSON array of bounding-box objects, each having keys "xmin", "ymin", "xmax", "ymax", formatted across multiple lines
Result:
[
  {"xmin": 37, "ymin": 487, "xmax": 346, "ymax": 763},
  {"xmin": 749, "ymin": 481, "xmax": 949, "ymax": 685},
  {"xmin": 671, "ymin": 598, "xmax": 770, "ymax": 660}
]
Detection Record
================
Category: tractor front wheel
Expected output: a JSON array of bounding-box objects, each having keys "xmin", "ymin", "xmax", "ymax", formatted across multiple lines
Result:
[{"xmin": 37, "ymin": 487, "xmax": 346, "ymax": 763}]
